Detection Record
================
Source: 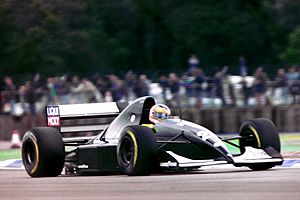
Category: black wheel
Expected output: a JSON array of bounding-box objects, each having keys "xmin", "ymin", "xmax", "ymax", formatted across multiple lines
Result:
[
  {"xmin": 239, "ymin": 118, "xmax": 281, "ymax": 170},
  {"xmin": 117, "ymin": 125, "xmax": 157, "ymax": 176},
  {"xmin": 22, "ymin": 127, "xmax": 65, "ymax": 177}
]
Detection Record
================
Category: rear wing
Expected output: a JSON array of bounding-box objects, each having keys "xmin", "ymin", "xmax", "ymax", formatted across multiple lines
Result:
[{"xmin": 46, "ymin": 102, "xmax": 128, "ymax": 134}]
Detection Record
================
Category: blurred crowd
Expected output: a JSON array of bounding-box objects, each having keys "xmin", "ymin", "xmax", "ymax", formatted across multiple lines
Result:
[{"xmin": 1, "ymin": 65, "xmax": 300, "ymax": 117}]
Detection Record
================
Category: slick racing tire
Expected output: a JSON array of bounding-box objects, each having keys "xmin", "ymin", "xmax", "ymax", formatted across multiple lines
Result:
[
  {"xmin": 22, "ymin": 127, "xmax": 65, "ymax": 177},
  {"xmin": 239, "ymin": 118, "xmax": 281, "ymax": 170},
  {"xmin": 117, "ymin": 125, "xmax": 157, "ymax": 176}
]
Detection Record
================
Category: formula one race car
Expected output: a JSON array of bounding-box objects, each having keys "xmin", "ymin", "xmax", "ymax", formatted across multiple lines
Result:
[{"xmin": 22, "ymin": 96, "xmax": 283, "ymax": 177}]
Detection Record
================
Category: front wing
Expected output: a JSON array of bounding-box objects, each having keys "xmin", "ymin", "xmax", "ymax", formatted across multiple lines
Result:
[{"xmin": 160, "ymin": 146, "xmax": 283, "ymax": 169}]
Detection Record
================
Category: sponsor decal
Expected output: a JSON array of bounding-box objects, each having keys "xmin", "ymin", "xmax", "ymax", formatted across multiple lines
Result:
[
  {"xmin": 47, "ymin": 106, "xmax": 59, "ymax": 116},
  {"xmin": 160, "ymin": 161, "xmax": 178, "ymax": 167},
  {"xmin": 47, "ymin": 116, "xmax": 60, "ymax": 126},
  {"xmin": 78, "ymin": 164, "xmax": 89, "ymax": 169},
  {"xmin": 46, "ymin": 106, "xmax": 60, "ymax": 126}
]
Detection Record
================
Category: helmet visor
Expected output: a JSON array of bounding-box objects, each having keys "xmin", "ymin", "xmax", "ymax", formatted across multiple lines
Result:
[{"xmin": 154, "ymin": 112, "xmax": 169, "ymax": 120}]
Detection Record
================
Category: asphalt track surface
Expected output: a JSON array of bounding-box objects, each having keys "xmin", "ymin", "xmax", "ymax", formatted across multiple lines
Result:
[{"xmin": 0, "ymin": 167, "xmax": 300, "ymax": 200}]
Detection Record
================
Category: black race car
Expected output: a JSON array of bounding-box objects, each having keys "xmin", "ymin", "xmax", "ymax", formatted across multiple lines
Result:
[{"xmin": 22, "ymin": 96, "xmax": 283, "ymax": 177}]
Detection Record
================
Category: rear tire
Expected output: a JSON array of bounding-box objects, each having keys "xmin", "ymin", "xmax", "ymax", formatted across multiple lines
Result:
[
  {"xmin": 117, "ymin": 125, "xmax": 157, "ymax": 176},
  {"xmin": 22, "ymin": 127, "xmax": 65, "ymax": 177},
  {"xmin": 239, "ymin": 118, "xmax": 281, "ymax": 170}
]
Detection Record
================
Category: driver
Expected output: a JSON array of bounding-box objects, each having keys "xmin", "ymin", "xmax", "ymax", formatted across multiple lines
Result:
[{"xmin": 149, "ymin": 104, "xmax": 171, "ymax": 124}]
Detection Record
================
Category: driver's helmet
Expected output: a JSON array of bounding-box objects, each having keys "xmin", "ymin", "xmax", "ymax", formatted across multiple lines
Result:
[{"xmin": 149, "ymin": 104, "xmax": 171, "ymax": 124}]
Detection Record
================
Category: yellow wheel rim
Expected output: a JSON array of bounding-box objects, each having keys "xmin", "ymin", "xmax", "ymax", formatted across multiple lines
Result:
[
  {"xmin": 249, "ymin": 125, "xmax": 261, "ymax": 148},
  {"xmin": 127, "ymin": 130, "xmax": 138, "ymax": 167}
]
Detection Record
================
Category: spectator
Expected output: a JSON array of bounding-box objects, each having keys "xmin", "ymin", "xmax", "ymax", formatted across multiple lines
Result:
[
  {"xmin": 82, "ymin": 78, "xmax": 103, "ymax": 103},
  {"xmin": 192, "ymin": 68, "xmax": 206, "ymax": 100},
  {"xmin": 240, "ymin": 76, "xmax": 252, "ymax": 106},
  {"xmin": 212, "ymin": 71, "xmax": 226, "ymax": 106},
  {"xmin": 168, "ymin": 73, "xmax": 181, "ymax": 106},
  {"xmin": 227, "ymin": 76, "xmax": 236, "ymax": 106},
  {"xmin": 45, "ymin": 77, "xmax": 59, "ymax": 105},
  {"xmin": 205, "ymin": 76, "xmax": 214, "ymax": 98},
  {"xmin": 168, "ymin": 73, "xmax": 180, "ymax": 95},
  {"xmin": 218, "ymin": 66, "xmax": 236, "ymax": 106},
  {"xmin": 253, "ymin": 67, "xmax": 268, "ymax": 106},
  {"xmin": 239, "ymin": 56, "xmax": 248, "ymax": 76},
  {"xmin": 104, "ymin": 91, "xmax": 113, "ymax": 102},
  {"xmin": 69, "ymin": 76, "xmax": 86, "ymax": 104},
  {"xmin": 287, "ymin": 66, "xmax": 300, "ymax": 104},
  {"xmin": 95, "ymin": 76, "xmax": 110, "ymax": 98},
  {"xmin": 108, "ymin": 75, "xmax": 124, "ymax": 102},
  {"xmin": 56, "ymin": 77, "xmax": 71, "ymax": 105},
  {"xmin": 124, "ymin": 70, "xmax": 137, "ymax": 101},
  {"xmin": 133, "ymin": 74, "xmax": 150, "ymax": 98},
  {"xmin": 18, "ymin": 84, "xmax": 27, "ymax": 114},
  {"xmin": 187, "ymin": 54, "xmax": 200, "ymax": 75},
  {"xmin": 181, "ymin": 75, "xmax": 193, "ymax": 94},
  {"xmin": 21, "ymin": 81, "xmax": 38, "ymax": 128},
  {"xmin": 3, "ymin": 77, "xmax": 17, "ymax": 113},
  {"xmin": 286, "ymin": 66, "xmax": 299, "ymax": 81},
  {"xmin": 24, "ymin": 81, "xmax": 37, "ymax": 116},
  {"xmin": 273, "ymin": 68, "xmax": 288, "ymax": 104},
  {"xmin": 159, "ymin": 75, "xmax": 169, "ymax": 102}
]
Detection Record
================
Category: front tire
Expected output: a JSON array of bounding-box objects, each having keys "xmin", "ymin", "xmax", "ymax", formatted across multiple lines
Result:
[
  {"xmin": 239, "ymin": 118, "xmax": 281, "ymax": 170},
  {"xmin": 22, "ymin": 127, "xmax": 65, "ymax": 177},
  {"xmin": 117, "ymin": 125, "xmax": 157, "ymax": 176}
]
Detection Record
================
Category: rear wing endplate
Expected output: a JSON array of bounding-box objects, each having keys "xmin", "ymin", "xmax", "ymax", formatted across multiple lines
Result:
[{"xmin": 46, "ymin": 102, "xmax": 128, "ymax": 134}]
